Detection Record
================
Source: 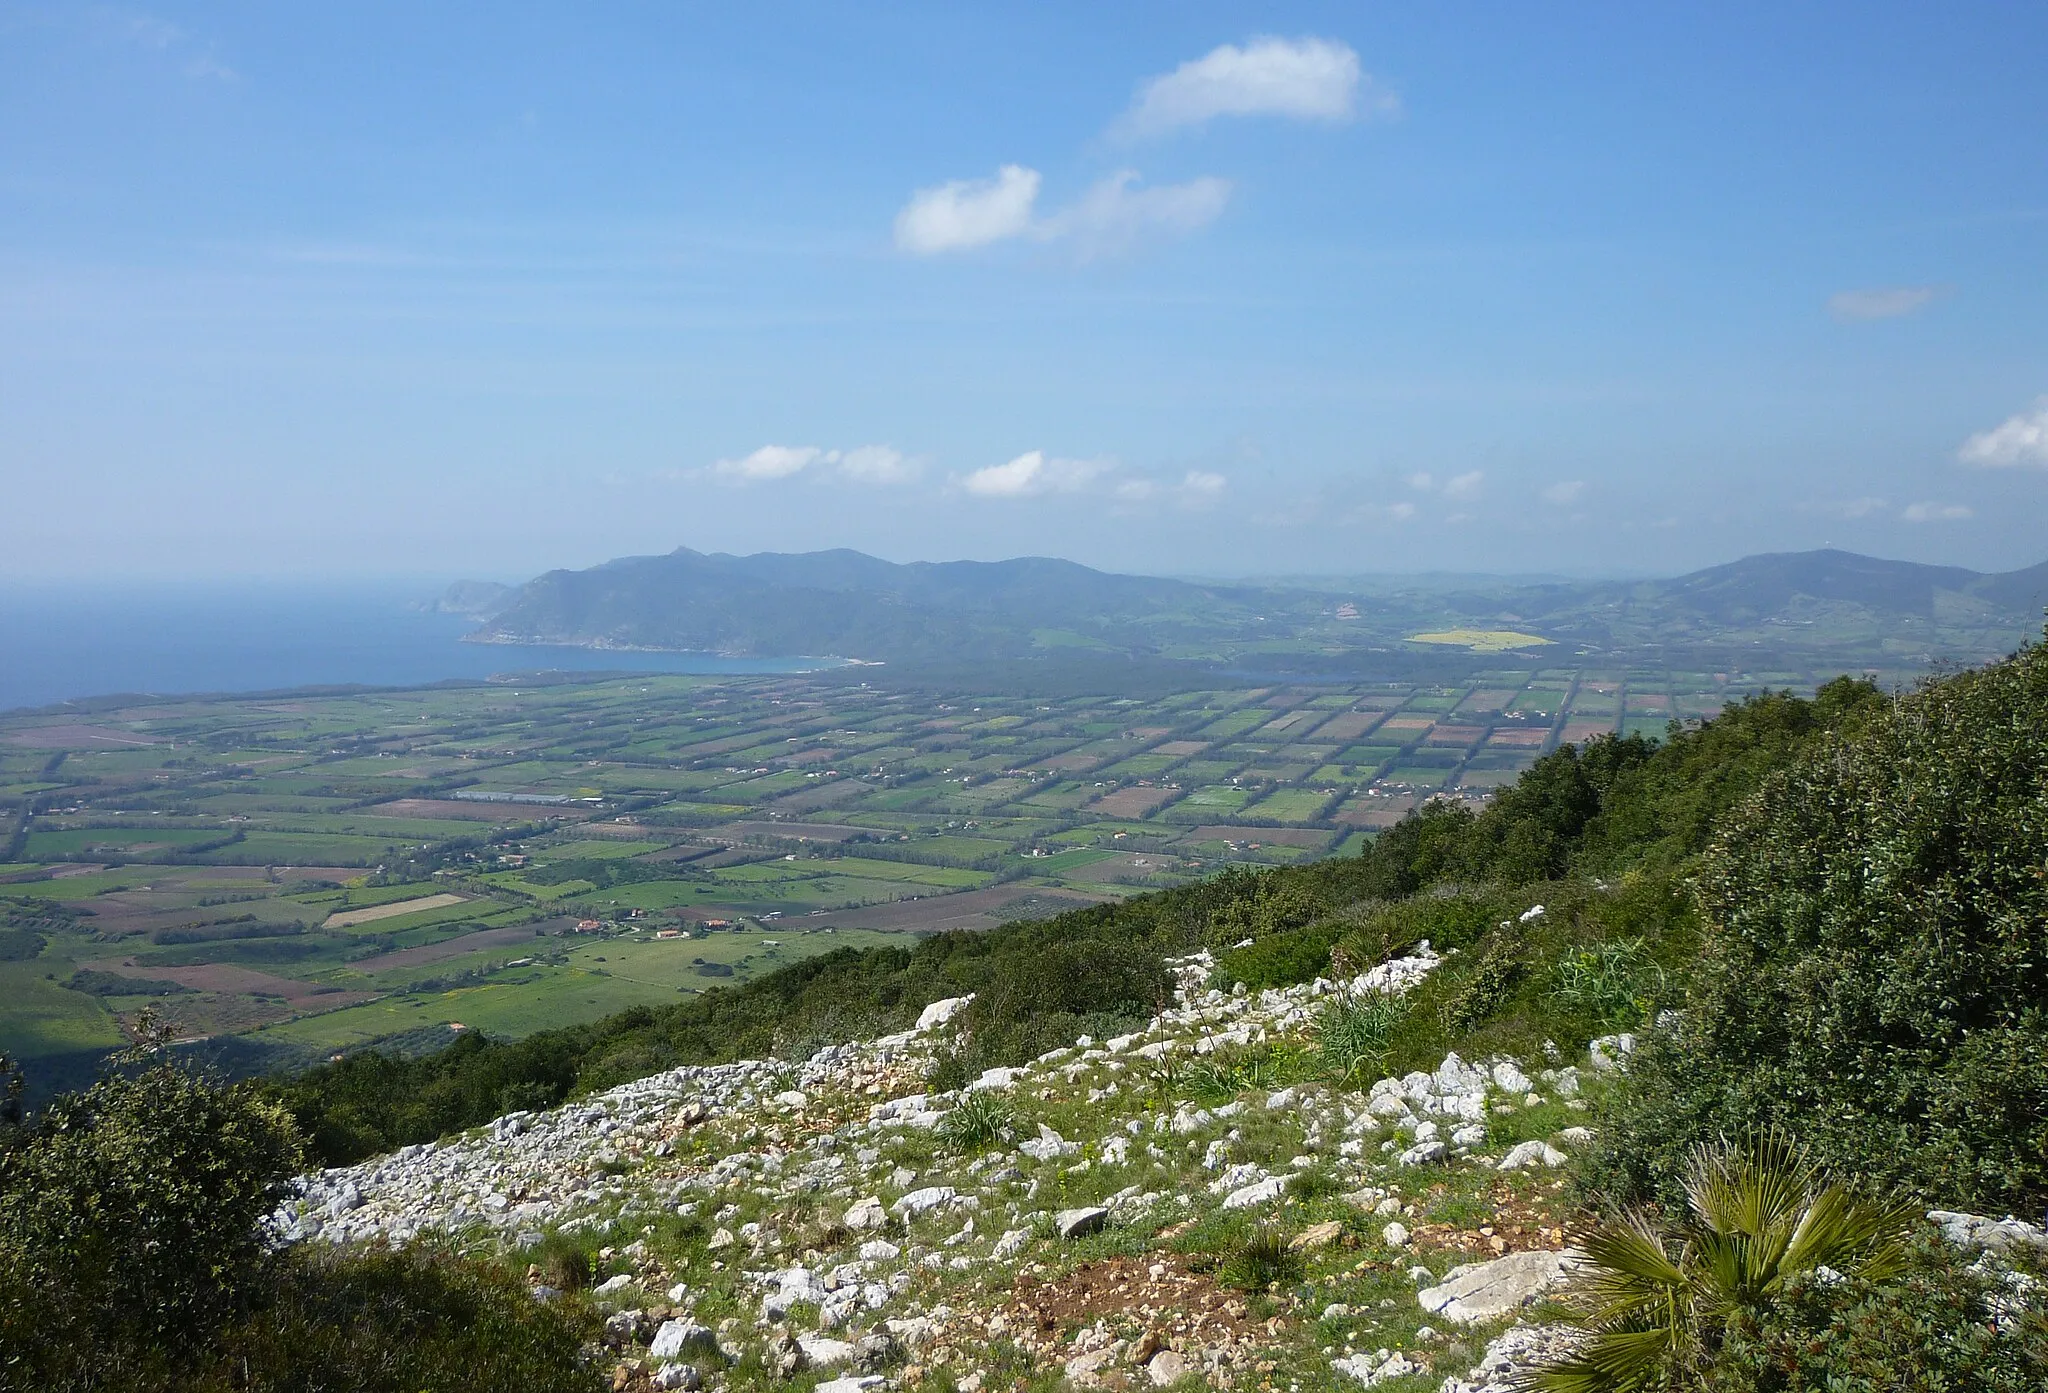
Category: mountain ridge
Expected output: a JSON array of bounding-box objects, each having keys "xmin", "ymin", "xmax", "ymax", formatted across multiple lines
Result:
[{"xmin": 458, "ymin": 545, "xmax": 2048, "ymax": 668}]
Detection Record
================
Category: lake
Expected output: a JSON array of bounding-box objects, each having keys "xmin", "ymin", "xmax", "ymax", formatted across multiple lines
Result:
[{"xmin": 0, "ymin": 583, "xmax": 837, "ymax": 711}]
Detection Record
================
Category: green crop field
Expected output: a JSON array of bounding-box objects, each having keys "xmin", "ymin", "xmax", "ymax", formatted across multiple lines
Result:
[{"xmin": 0, "ymin": 655, "xmax": 1845, "ymax": 1078}]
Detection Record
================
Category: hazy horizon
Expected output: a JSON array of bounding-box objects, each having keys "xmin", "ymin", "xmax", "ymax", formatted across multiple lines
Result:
[{"xmin": 4, "ymin": 4, "xmax": 2046, "ymax": 581}]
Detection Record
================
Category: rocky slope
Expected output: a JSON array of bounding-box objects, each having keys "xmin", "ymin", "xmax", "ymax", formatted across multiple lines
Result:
[{"xmin": 277, "ymin": 941, "xmax": 2044, "ymax": 1393}]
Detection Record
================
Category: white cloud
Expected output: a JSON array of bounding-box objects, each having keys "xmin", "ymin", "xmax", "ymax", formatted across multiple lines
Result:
[
  {"xmin": 705, "ymin": 443, "xmax": 917, "ymax": 485},
  {"xmin": 1541, "ymin": 480, "xmax": 1586, "ymax": 505},
  {"xmin": 836, "ymin": 445, "xmax": 918, "ymax": 485},
  {"xmin": 960, "ymin": 450, "xmax": 1108, "ymax": 498},
  {"xmin": 1444, "ymin": 470, "xmax": 1483, "ymax": 499},
  {"xmin": 1405, "ymin": 472, "xmax": 1433, "ymax": 491},
  {"xmin": 1827, "ymin": 286, "xmax": 1941, "ymax": 322},
  {"xmin": 1958, "ymin": 397, "xmax": 2048, "ymax": 469},
  {"xmin": 1386, "ymin": 501, "xmax": 1418, "ymax": 522},
  {"xmin": 1115, "ymin": 36, "xmax": 1387, "ymax": 140},
  {"xmin": 957, "ymin": 452, "xmax": 1213, "ymax": 504},
  {"xmin": 894, "ymin": 166, "xmax": 1227, "ymax": 258},
  {"xmin": 893, "ymin": 165, "xmax": 1042, "ymax": 255},
  {"xmin": 1901, "ymin": 501, "xmax": 1973, "ymax": 523},
  {"xmin": 713, "ymin": 444, "xmax": 822, "ymax": 481},
  {"xmin": 1038, "ymin": 171, "xmax": 1231, "ymax": 258}
]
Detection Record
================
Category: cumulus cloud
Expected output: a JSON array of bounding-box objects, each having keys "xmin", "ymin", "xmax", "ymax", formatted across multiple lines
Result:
[
  {"xmin": 835, "ymin": 445, "xmax": 918, "ymax": 484},
  {"xmin": 957, "ymin": 452, "xmax": 1220, "ymax": 504},
  {"xmin": 713, "ymin": 444, "xmax": 822, "ymax": 481},
  {"xmin": 1039, "ymin": 170, "xmax": 1232, "ymax": 257},
  {"xmin": 893, "ymin": 165, "xmax": 1042, "ymax": 254},
  {"xmin": 1541, "ymin": 480, "xmax": 1586, "ymax": 505},
  {"xmin": 1443, "ymin": 470, "xmax": 1484, "ymax": 499},
  {"xmin": 706, "ymin": 444, "xmax": 918, "ymax": 485},
  {"xmin": 1958, "ymin": 397, "xmax": 2048, "ymax": 468},
  {"xmin": 1901, "ymin": 501, "xmax": 1973, "ymax": 523},
  {"xmin": 960, "ymin": 450, "xmax": 1108, "ymax": 498},
  {"xmin": 1827, "ymin": 286, "xmax": 1942, "ymax": 322},
  {"xmin": 1115, "ymin": 36, "xmax": 1386, "ymax": 140},
  {"xmin": 894, "ymin": 165, "xmax": 1227, "ymax": 257}
]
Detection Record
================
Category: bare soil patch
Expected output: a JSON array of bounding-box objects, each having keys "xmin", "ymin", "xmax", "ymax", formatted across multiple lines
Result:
[
  {"xmin": 712, "ymin": 820, "xmax": 868, "ymax": 844},
  {"xmin": 1560, "ymin": 719, "xmax": 1615, "ymax": 744},
  {"xmin": 1486, "ymin": 727, "xmax": 1551, "ymax": 747},
  {"xmin": 323, "ymin": 893, "xmax": 467, "ymax": 929},
  {"xmin": 998, "ymin": 1252, "xmax": 1277, "ymax": 1352},
  {"xmin": 5, "ymin": 724, "xmax": 164, "ymax": 749},
  {"xmin": 1042, "ymin": 750, "xmax": 1104, "ymax": 771},
  {"xmin": 1089, "ymin": 786, "xmax": 1180, "ymax": 818},
  {"xmin": 371, "ymin": 798, "xmax": 574, "ymax": 822},
  {"xmin": 1314, "ymin": 713, "xmax": 1382, "ymax": 742},
  {"xmin": 1424, "ymin": 725, "xmax": 1487, "ymax": 747}
]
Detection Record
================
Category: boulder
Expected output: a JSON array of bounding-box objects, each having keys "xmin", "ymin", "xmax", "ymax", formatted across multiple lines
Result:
[
  {"xmin": 843, "ymin": 1196, "xmax": 887, "ymax": 1231},
  {"xmin": 1332, "ymin": 1350, "xmax": 1419, "ymax": 1386},
  {"xmin": 1222, "ymin": 1176, "xmax": 1290, "ymax": 1210},
  {"xmin": 1496, "ymin": 1140, "xmax": 1568, "ymax": 1171},
  {"xmin": 1292, "ymin": 1220, "xmax": 1345, "ymax": 1251},
  {"xmin": 815, "ymin": 1378, "xmax": 885, "ymax": 1393},
  {"xmin": 648, "ymin": 1319, "xmax": 719, "ymax": 1360},
  {"xmin": 1397, "ymin": 1141, "xmax": 1448, "ymax": 1167},
  {"xmin": 797, "ymin": 1335, "xmax": 856, "ymax": 1368},
  {"xmin": 915, "ymin": 996, "xmax": 970, "ymax": 1031},
  {"xmin": 1146, "ymin": 1349, "xmax": 1191, "ymax": 1386},
  {"xmin": 1928, "ymin": 1209, "xmax": 2048, "ymax": 1256},
  {"xmin": 1057, "ymin": 1206, "xmax": 1110, "ymax": 1239},
  {"xmin": 1418, "ymin": 1250, "xmax": 1579, "ymax": 1325},
  {"xmin": 891, "ymin": 1186, "xmax": 956, "ymax": 1218}
]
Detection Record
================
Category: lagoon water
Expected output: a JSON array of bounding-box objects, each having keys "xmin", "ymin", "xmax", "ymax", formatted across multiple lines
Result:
[{"xmin": 0, "ymin": 584, "xmax": 832, "ymax": 712}]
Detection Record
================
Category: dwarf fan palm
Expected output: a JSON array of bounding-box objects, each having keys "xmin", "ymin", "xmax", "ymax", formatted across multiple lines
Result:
[{"xmin": 1531, "ymin": 1128, "xmax": 1915, "ymax": 1392}]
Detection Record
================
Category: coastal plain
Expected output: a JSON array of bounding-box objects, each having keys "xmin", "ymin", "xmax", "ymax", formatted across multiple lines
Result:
[{"xmin": 0, "ymin": 658, "xmax": 1805, "ymax": 1083}]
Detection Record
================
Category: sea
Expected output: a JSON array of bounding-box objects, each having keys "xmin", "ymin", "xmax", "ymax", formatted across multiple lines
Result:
[{"xmin": 0, "ymin": 583, "xmax": 835, "ymax": 712}]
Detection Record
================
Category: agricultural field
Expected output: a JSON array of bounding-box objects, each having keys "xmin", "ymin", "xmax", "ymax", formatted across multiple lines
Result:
[{"xmin": 0, "ymin": 659, "xmax": 1821, "ymax": 1079}]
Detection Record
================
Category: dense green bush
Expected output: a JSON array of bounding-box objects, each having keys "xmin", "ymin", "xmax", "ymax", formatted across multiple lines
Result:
[
  {"xmin": 1589, "ymin": 639, "xmax": 2048, "ymax": 1214},
  {"xmin": 0, "ymin": 1047, "xmax": 598, "ymax": 1392},
  {"xmin": 1710, "ymin": 1239, "xmax": 2048, "ymax": 1392},
  {"xmin": 201, "ymin": 1245, "xmax": 601, "ymax": 1393},
  {"xmin": 0, "ymin": 1044, "xmax": 304, "ymax": 1369}
]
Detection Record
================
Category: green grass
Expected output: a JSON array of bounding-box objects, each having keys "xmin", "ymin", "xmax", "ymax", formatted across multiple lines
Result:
[{"xmin": 0, "ymin": 960, "xmax": 125, "ymax": 1059}]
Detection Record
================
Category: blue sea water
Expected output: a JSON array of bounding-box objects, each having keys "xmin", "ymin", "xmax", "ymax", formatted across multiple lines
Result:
[{"xmin": 0, "ymin": 583, "xmax": 833, "ymax": 712}]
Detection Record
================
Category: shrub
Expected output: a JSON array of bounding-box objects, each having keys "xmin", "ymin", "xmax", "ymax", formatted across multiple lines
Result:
[
  {"xmin": 937, "ymin": 1091, "xmax": 1015, "ymax": 1153},
  {"xmin": 1551, "ymin": 939, "xmax": 1666, "ymax": 1032},
  {"xmin": 0, "ymin": 1039, "xmax": 303, "ymax": 1367},
  {"xmin": 1216, "ymin": 1223, "xmax": 1304, "ymax": 1292},
  {"xmin": 1710, "ymin": 1239, "xmax": 2048, "ymax": 1393},
  {"xmin": 1588, "ymin": 639, "xmax": 2048, "ymax": 1214},
  {"xmin": 1533, "ymin": 1129, "xmax": 1917, "ymax": 1392},
  {"xmin": 1316, "ymin": 989, "xmax": 1407, "ymax": 1082},
  {"xmin": 207, "ymin": 1244, "xmax": 601, "ymax": 1393},
  {"xmin": 1213, "ymin": 917, "xmax": 1348, "ymax": 990}
]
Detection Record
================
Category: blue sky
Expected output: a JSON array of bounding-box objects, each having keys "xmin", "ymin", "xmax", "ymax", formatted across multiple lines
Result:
[{"xmin": 2, "ymin": 3, "xmax": 2045, "ymax": 582}]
